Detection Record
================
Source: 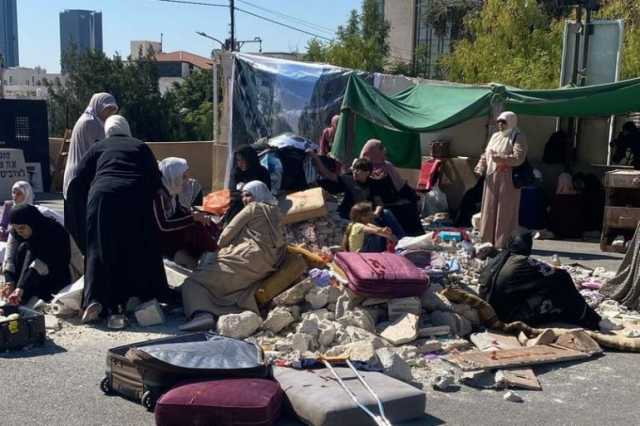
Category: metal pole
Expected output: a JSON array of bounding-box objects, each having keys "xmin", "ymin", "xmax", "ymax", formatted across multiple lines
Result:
[
  {"xmin": 212, "ymin": 53, "xmax": 218, "ymax": 142},
  {"xmin": 230, "ymin": 0, "xmax": 235, "ymax": 51}
]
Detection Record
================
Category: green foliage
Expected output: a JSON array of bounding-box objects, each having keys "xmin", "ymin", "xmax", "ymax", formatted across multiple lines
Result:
[
  {"xmin": 440, "ymin": 0, "xmax": 564, "ymax": 89},
  {"xmin": 45, "ymin": 48, "xmax": 215, "ymax": 141},
  {"xmin": 303, "ymin": 0, "xmax": 390, "ymax": 72}
]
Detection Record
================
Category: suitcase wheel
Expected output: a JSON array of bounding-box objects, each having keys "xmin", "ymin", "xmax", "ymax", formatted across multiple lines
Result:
[
  {"xmin": 141, "ymin": 391, "xmax": 156, "ymax": 411},
  {"xmin": 100, "ymin": 376, "xmax": 113, "ymax": 395}
]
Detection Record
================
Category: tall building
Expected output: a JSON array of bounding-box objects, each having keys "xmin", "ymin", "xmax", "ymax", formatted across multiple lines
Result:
[
  {"xmin": 59, "ymin": 9, "xmax": 103, "ymax": 71},
  {"xmin": 384, "ymin": 0, "xmax": 482, "ymax": 79},
  {"xmin": 0, "ymin": 0, "xmax": 19, "ymax": 67}
]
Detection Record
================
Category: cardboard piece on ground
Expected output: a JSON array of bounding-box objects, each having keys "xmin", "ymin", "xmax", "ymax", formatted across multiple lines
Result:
[
  {"xmin": 279, "ymin": 187, "xmax": 328, "ymax": 225},
  {"xmin": 446, "ymin": 344, "xmax": 590, "ymax": 371},
  {"xmin": 526, "ymin": 329, "xmax": 558, "ymax": 347},
  {"xmin": 555, "ymin": 330, "xmax": 603, "ymax": 355},
  {"xmin": 496, "ymin": 369, "xmax": 542, "ymax": 391},
  {"xmin": 470, "ymin": 331, "xmax": 521, "ymax": 351}
]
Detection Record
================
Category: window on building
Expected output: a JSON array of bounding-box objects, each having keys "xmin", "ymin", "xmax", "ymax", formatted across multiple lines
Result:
[
  {"xmin": 414, "ymin": 0, "xmax": 454, "ymax": 79},
  {"xmin": 15, "ymin": 116, "xmax": 30, "ymax": 143}
]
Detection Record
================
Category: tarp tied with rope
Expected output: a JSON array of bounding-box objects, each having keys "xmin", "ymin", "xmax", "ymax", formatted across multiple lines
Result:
[{"xmin": 332, "ymin": 74, "xmax": 640, "ymax": 168}]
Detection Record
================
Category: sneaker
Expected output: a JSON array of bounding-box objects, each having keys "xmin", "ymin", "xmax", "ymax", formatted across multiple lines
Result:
[{"xmin": 81, "ymin": 302, "xmax": 103, "ymax": 323}]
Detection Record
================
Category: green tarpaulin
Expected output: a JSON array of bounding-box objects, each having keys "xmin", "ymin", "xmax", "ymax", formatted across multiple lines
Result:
[{"xmin": 333, "ymin": 74, "xmax": 640, "ymax": 168}]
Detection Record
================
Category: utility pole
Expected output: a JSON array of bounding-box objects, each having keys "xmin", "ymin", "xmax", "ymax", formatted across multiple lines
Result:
[{"xmin": 230, "ymin": 0, "xmax": 235, "ymax": 51}]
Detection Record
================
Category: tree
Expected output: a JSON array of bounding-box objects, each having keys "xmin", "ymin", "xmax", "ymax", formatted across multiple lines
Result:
[
  {"xmin": 304, "ymin": 0, "xmax": 390, "ymax": 72},
  {"xmin": 439, "ymin": 0, "xmax": 564, "ymax": 89},
  {"xmin": 165, "ymin": 69, "xmax": 214, "ymax": 141}
]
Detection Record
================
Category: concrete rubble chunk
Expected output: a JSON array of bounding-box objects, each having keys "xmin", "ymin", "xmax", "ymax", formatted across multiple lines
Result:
[
  {"xmin": 430, "ymin": 310, "xmax": 472, "ymax": 337},
  {"xmin": 305, "ymin": 286, "xmax": 330, "ymax": 309},
  {"xmin": 301, "ymin": 309, "xmax": 334, "ymax": 322},
  {"xmin": 418, "ymin": 325, "xmax": 451, "ymax": 338},
  {"xmin": 337, "ymin": 308, "xmax": 376, "ymax": 333},
  {"xmin": 376, "ymin": 347, "xmax": 413, "ymax": 383},
  {"xmin": 335, "ymin": 291, "xmax": 359, "ymax": 320},
  {"xmin": 503, "ymin": 391, "xmax": 524, "ymax": 403},
  {"xmin": 296, "ymin": 317, "xmax": 320, "ymax": 338},
  {"xmin": 292, "ymin": 333, "xmax": 315, "ymax": 352},
  {"xmin": 345, "ymin": 326, "xmax": 390, "ymax": 348},
  {"xmin": 318, "ymin": 320, "xmax": 337, "ymax": 347},
  {"xmin": 440, "ymin": 338, "xmax": 473, "ymax": 353},
  {"xmin": 431, "ymin": 375, "xmax": 455, "ymax": 391},
  {"xmin": 218, "ymin": 311, "xmax": 263, "ymax": 339},
  {"xmin": 345, "ymin": 341, "xmax": 380, "ymax": 365},
  {"xmin": 388, "ymin": 297, "xmax": 422, "ymax": 320},
  {"xmin": 327, "ymin": 286, "xmax": 344, "ymax": 304},
  {"xmin": 418, "ymin": 339, "xmax": 443, "ymax": 353},
  {"xmin": 134, "ymin": 299, "xmax": 165, "ymax": 327},
  {"xmin": 262, "ymin": 307, "xmax": 295, "ymax": 334},
  {"xmin": 380, "ymin": 313, "xmax": 419, "ymax": 346},
  {"xmin": 390, "ymin": 345, "xmax": 419, "ymax": 362},
  {"xmin": 273, "ymin": 277, "xmax": 315, "ymax": 306}
]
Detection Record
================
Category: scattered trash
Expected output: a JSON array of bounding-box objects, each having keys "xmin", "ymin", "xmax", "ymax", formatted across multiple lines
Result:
[
  {"xmin": 503, "ymin": 391, "xmax": 524, "ymax": 403},
  {"xmin": 431, "ymin": 374, "xmax": 455, "ymax": 391}
]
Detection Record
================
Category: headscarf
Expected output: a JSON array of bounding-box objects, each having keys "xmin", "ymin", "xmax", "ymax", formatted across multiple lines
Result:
[
  {"xmin": 105, "ymin": 115, "xmax": 132, "ymax": 138},
  {"xmin": 359, "ymin": 139, "xmax": 405, "ymax": 190},
  {"xmin": 479, "ymin": 231, "xmax": 532, "ymax": 302},
  {"xmin": 63, "ymin": 93, "xmax": 118, "ymax": 198},
  {"xmin": 159, "ymin": 157, "xmax": 189, "ymax": 196},
  {"xmin": 233, "ymin": 146, "xmax": 271, "ymax": 189},
  {"xmin": 12, "ymin": 180, "xmax": 34, "ymax": 205},
  {"xmin": 485, "ymin": 111, "xmax": 520, "ymax": 175},
  {"xmin": 243, "ymin": 180, "xmax": 276, "ymax": 205}
]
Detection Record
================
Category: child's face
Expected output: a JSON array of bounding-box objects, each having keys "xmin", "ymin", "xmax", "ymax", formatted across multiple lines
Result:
[{"xmin": 364, "ymin": 211, "xmax": 376, "ymax": 223}]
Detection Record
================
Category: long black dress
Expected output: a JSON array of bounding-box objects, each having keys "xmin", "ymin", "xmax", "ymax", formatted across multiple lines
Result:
[
  {"xmin": 67, "ymin": 136, "xmax": 171, "ymax": 312},
  {"xmin": 5, "ymin": 204, "xmax": 71, "ymax": 303}
]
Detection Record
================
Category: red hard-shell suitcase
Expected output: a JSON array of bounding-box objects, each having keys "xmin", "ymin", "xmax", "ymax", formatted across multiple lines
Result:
[
  {"xmin": 334, "ymin": 252, "xmax": 428, "ymax": 298},
  {"xmin": 155, "ymin": 379, "xmax": 283, "ymax": 426}
]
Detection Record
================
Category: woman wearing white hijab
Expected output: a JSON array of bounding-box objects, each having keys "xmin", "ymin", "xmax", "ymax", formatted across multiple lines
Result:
[
  {"xmin": 180, "ymin": 180, "xmax": 285, "ymax": 331},
  {"xmin": 153, "ymin": 157, "xmax": 217, "ymax": 265},
  {"xmin": 475, "ymin": 111, "xmax": 528, "ymax": 249}
]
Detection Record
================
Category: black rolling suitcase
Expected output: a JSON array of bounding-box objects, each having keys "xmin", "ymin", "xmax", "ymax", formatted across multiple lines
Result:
[{"xmin": 100, "ymin": 332, "xmax": 270, "ymax": 411}]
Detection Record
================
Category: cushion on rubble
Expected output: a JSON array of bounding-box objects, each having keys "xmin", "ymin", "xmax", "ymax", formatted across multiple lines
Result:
[
  {"xmin": 279, "ymin": 187, "xmax": 328, "ymax": 225},
  {"xmin": 255, "ymin": 252, "xmax": 307, "ymax": 306},
  {"xmin": 155, "ymin": 378, "xmax": 283, "ymax": 426},
  {"xmin": 273, "ymin": 366, "xmax": 427, "ymax": 426}
]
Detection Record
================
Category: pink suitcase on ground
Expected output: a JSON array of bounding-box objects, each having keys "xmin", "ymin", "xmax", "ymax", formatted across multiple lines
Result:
[
  {"xmin": 155, "ymin": 379, "xmax": 283, "ymax": 426},
  {"xmin": 334, "ymin": 252, "xmax": 428, "ymax": 298}
]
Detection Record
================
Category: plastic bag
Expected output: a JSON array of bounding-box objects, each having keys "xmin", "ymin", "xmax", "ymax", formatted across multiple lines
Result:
[
  {"xmin": 422, "ymin": 184, "xmax": 448, "ymax": 217},
  {"xmin": 202, "ymin": 189, "xmax": 231, "ymax": 216}
]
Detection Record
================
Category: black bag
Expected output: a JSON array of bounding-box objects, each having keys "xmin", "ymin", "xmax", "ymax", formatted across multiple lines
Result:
[{"xmin": 511, "ymin": 133, "xmax": 535, "ymax": 189}]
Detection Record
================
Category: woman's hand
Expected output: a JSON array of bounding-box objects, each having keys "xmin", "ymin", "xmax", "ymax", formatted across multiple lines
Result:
[
  {"xmin": 192, "ymin": 211, "xmax": 210, "ymax": 225},
  {"xmin": 7, "ymin": 287, "xmax": 23, "ymax": 305},
  {"xmin": 374, "ymin": 206, "xmax": 384, "ymax": 217},
  {"xmin": 1, "ymin": 283, "xmax": 15, "ymax": 299}
]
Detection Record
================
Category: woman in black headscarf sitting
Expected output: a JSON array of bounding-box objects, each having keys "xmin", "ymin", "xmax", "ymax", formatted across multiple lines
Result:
[
  {"xmin": 229, "ymin": 146, "xmax": 271, "ymax": 190},
  {"xmin": 0, "ymin": 205, "xmax": 73, "ymax": 306},
  {"xmin": 479, "ymin": 232, "xmax": 604, "ymax": 330}
]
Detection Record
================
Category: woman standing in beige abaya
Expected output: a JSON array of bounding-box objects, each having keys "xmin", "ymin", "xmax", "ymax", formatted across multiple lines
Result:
[{"xmin": 475, "ymin": 111, "xmax": 527, "ymax": 249}]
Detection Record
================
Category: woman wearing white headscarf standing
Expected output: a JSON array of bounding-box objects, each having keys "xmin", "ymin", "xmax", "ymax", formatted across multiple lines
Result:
[
  {"xmin": 475, "ymin": 111, "xmax": 528, "ymax": 249},
  {"xmin": 63, "ymin": 93, "xmax": 118, "ymax": 246},
  {"xmin": 67, "ymin": 115, "xmax": 173, "ymax": 328},
  {"xmin": 180, "ymin": 180, "xmax": 286, "ymax": 331},
  {"xmin": 154, "ymin": 157, "xmax": 218, "ymax": 266}
]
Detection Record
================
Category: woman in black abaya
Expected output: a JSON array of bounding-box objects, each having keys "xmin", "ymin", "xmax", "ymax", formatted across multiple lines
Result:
[{"xmin": 67, "ymin": 115, "xmax": 172, "ymax": 327}]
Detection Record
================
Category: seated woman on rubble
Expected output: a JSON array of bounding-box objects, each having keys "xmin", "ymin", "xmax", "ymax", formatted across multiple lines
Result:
[
  {"xmin": 359, "ymin": 139, "xmax": 424, "ymax": 236},
  {"xmin": 343, "ymin": 202, "xmax": 397, "ymax": 253},
  {"xmin": 179, "ymin": 181, "xmax": 286, "ymax": 331},
  {"xmin": 479, "ymin": 232, "xmax": 615, "ymax": 331},
  {"xmin": 0, "ymin": 205, "xmax": 76, "ymax": 307},
  {"xmin": 309, "ymin": 151, "xmax": 406, "ymax": 241},
  {"xmin": 155, "ymin": 157, "xmax": 218, "ymax": 268}
]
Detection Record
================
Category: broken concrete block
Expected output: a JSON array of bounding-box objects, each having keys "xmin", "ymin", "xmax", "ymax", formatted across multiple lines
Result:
[
  {"xmin": 275, "ymin": 339, "xmax": 293, "ymax": 352},
  {"xmin": 287, "ymin": 305, "xmax": 301, "ymax": 321},
  {"xmin": 346, "ymin": 341, "xmax": 380, "ymax": 365},
  {"xmin": 262, "ymin": 307, "xmax": 295, "ymax": 334},
  {"xmin": 418, "ymin": 325, "xmax": 451, "ymax": 338},
  {"xmin": 44, "ymin": 314, "xmax": 62, "ymax": 331},
  {"xmin": 301, "ymin": 309, "xmax": 334, "ymax": 322},
  {"xmin": 526, "ymin": 329, "xmax": 557, "ymax": 347},
  {"xmin": 376, "ymin": 347, "xmax": 413, "ymax": 383},
  {"xmin": 292, "ymin": 333, "xmax": 315, "ymax": 352},
  {"xmin": 218, "ymin": 311, "xmax": 263, "ymax": 339},
  {"xmin": 318, "ymin": 320, "xmax": 337, "ymax": 347},
  {"xmin": 388, "ymin": 297, "xmax": 422, "ymax": 320},
  {"xmin": 503, "ymin": 391, "xmax": 524, "ymax": 403},
  {"xmin": 134, "ymin": 299, "xmax": 165, "ymax": 327},
  {"xmin": 296, "ymin": 317, "xmax": 320, "ymax": 338},
  {"xmin": 273, "ymin": 277, "xmax": 315, "ymax": 306},
  {"xmin": 380, "ymin": 313, "xmax": 419, "ymax": 346},
  {"xmin": 345, "ymin": 326, "xmax": 389, "ymax": 348},
  {"xmin": 337, "ymin": 308, "xmax": 376, "ymax": 333},
  {"xmin": 335, "ymin": 291, "xmax": 359, "ymax": 320},
  {"xmin": 431, "ymin": 375, "xmax": 455, "ymax": 391},
  {"xmin": 390, "ymin": 345, "xmax": 419, "ymax": 362},
  {"xmin": 305, "ymin": 286, "xmax": 330, "ymax": 309},
  {"xmin": 440, "ymin": 338, "xmax": 473, "ymax": 353},
  {"xmin": 327, "ymin": 286, "xmax": 344, "ymax": 304},
  {"xmin": 430, "ymin": 310, "xmax": 472, "ymax": 337}
]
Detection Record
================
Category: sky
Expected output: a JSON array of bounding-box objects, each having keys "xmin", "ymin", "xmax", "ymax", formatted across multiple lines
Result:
[{"xmin": 16, "ymin": 0, "xmax": 361, "ymax": 73}]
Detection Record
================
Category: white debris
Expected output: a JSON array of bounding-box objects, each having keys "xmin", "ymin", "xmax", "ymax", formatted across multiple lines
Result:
[
  {"xmin": 337, "ymin": 308, "xmax": 376, "ymax": 333},
  {"xmin": 217, "ymin": 311, "xmax": 263, "ymax": 339},
  {"xmin": 291, "ymin": 333, "xmax": 315, "ymax": 352},
  {"xmin": 504, "ymin": 391, "xmax": 524, "ymax": 403},
  {"xmin": 305, "ymin": 286, "xmax": 330, "ymax": 309},
  {"xmin": 376, "ymin": 347, "xmax": 413, "ymax": 383},
  {"xmin": 318, "ymin": 320, "xmax": 337, "ymax": 347},
  {"xmin": 380, "ymin": 313, "xmax": 419, "ymax": 346},
  {"xmin": 388, "ymin": 297, "xmax": 422, "ymax": 320},
  {"xmin": 273, "ymin": 277, "xmax": 315, "ymax": 306},
  {"xmin": 431, "ymin": 375, "xmax": 455, "ymax": 391},
  {"xmin": 262, "ymin": 307, "xmax": 296, "ymax": 334}
]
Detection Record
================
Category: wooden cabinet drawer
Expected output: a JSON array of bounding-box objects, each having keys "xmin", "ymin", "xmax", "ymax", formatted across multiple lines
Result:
[
  {"xmin": 605, "ymin": 170, "xmax": 640, "ymax": 189},
  {"xmin": 605, "ymin": 206, "xmax": 640, "ymax": 228}
]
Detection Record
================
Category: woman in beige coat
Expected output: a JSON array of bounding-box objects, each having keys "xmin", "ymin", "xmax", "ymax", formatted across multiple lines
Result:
[
  {"xmin": 180, "ymin": 180, "xmax": 286, "ymax": 331},
  {"xmin": 475, "ymin": 111, "xmax": 527, "ymax": 249}
]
